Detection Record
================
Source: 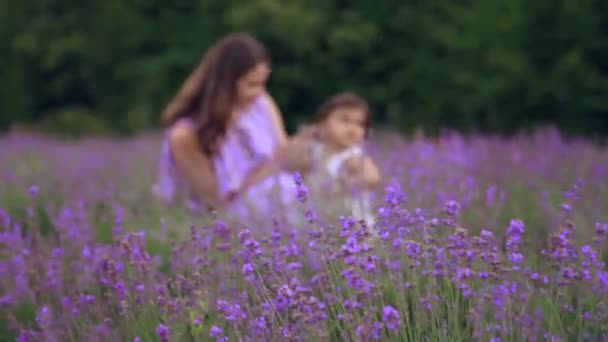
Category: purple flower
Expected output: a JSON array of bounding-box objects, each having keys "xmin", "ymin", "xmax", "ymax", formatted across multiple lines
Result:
[
  {"xmin": 443, "ymin": 200, "xmax": 461, "ymax": 216},
  {"xmin": 82, "ymin": 245, "xmax": 91, "ymax": 258},
  {"xmin": 275, "ymin": 285, "xmax": 294, "ymax": 311},
  {"xmin": 561, "ymin": 267, "xmax": 577, "ymax": 280},
  {"xmin": 292, "ymin": 172, "xmax": 309, "ymax": 203},
  {"xmin": 114, "ymin": 281, "xmax": 126, "ymax": 300},
  {"xmin": 249, "ymin": 316, "xmax": 268, "ymax": 337},
  {"xmin": 28, "ymin": 185, "xmax": 39, "ymax": 199},
  {"xmin": 404, "ymin": 240, "xmax": 421, "ymax": 258},
  {"xmin": 544, "ymin": 333, "xmax": 563, "ymax": 342},
  {"xmin": 0, "ymin": 293, "xmax": 12, "ymax": 306},
  {"xmin": 83, "ymin": 294, "xmax": 96, "ymax": 305},
  {"xmin": 156, "ymin": 323, "xmax": 169, "ymax": 342},
  {"xmin": 595, "ymin": 222, "xmax": 607, "ymax": 235},
  {"xmin": 480, "ymin": 229, "xmax": 494, "ymax": 241},
  {"xmin": 506, "ymin": 219, "xmax": 525, "ymax": 237},
  {"xmin": 238, "ymin": 229, "xmax": 262, "ymax": 260},
  {"xmin": 35, "ymin": 306, "xmax": 49, "ymax": 327},
  {"xmin": 216, "ymin": 299, "xmax": 246, "ymax": 322},
  {"xmin": 456, "ymin": 267, "xmax": 473, "ymax": 279},
  {"xmin": 478, "ymin": 271, "xmax": 490, "ymax": 279},
  {"xmin": 304, "ymin": 208, "xmax": 317, "ymax": 223},
  {"xmin": 559, "ymin": 203, "xmax": 572, "ymax": 213},
  {"xmin": 16, "ymin": 332, "xmax": 29, "ymax": 342},
  {"xmin": 292, "ymin": 171, "xmax": 303, "ymax": 186},
  {"xmin": 509, "ymin": 252, "xmax": 524, "ymax": 270},
  {"xmin": 355, "ymin": 324, "xmax": 364, "ymax": 338},
  {"xmin": 242, "ymin": 262, "xmax": 255, "ymax": 281},
  {"xmin": 597, "ymin": 271, "xmax": 608, "ymax": 291},
  {"xmin": 286, "ymin": 262, "xmax": 302, "ymax": 271},
  {"xmin": 458, "ymin": 282, "xmax": 472, "ymax": 297},
  {"xmin": 384, "ymin": 181, "xmax": 407, "ymax": 206},
  {"xmin": 382, "ymin": 305, "xmax": 400, "ymax": 331},
  {"xmin": 210, "ymin": 325, "xmax": 228, "ymax": 342}
]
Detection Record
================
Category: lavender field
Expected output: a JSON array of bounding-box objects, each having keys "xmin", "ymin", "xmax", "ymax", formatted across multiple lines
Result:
[{"xmin": 1, "ymin": 128, "xmax": 608, "ymax": 342}]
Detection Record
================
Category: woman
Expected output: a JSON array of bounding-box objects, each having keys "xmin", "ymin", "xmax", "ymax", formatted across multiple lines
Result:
[{"xmin": 153, "ymin": 32, "xmax": 301, "ymax": 220}]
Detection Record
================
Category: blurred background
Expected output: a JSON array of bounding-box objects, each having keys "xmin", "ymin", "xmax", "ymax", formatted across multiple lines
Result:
[{"xmin": 1, "ymin": 0, "xmax": 607, "ymax": 140}]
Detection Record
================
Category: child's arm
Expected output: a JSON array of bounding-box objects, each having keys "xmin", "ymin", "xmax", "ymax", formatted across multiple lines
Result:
[{"xmin": 361, "ymin": 156, "xmax": 381, "ymax": 187}]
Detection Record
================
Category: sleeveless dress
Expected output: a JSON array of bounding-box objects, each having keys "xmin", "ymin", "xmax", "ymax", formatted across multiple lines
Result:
[
  {"xmin": 153, "ymin": 95, "xmax": 299, "ymax": 224},
  {"xmin": 307, "ymin": 142, "xmax": 377, "ymax": 227}
]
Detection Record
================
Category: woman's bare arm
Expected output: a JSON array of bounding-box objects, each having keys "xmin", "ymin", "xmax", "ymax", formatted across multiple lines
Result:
[
  {"xmin": 236, "ymin": 133, "xmax": 317, "ymax": 200},
  {"xmin": 237, "ymin": 160, "xmax": 281, "ymax": 195},
  {"xmin": 169, "ymin": 126, "xmax": 221, "ymax": 208},
  {"xmin": 275, "ymin": 135, "xmax": 315, "ymax": 172},
  {"xmin": 238, "ymin": 136, "xmax": 314, "ymax": 195},
  {"xmin": 262, "ymin": 93, "xmax": 318, "ymax": 171}
]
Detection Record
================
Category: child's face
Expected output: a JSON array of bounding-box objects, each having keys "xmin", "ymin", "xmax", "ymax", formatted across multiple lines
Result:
[
  {"xmin": 237, "ymin": 62, "xmax": 270, "ymax": 106},
  {"xmin": 320, "ymin": 106, "xmax": 367, "ymax": 149}
]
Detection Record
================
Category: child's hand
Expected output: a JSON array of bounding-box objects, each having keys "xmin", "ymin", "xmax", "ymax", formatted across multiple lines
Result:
[
  {"xmin": 361, "ymin": 156, "xmax": 381, "ymax": 187},
  {"xmin": 341, "ymin": 157, "xmax": 359, "ymax": 178}
]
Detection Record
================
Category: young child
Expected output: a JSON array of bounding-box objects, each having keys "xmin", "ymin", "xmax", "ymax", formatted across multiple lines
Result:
[{"xmin": 289, "ymin": 92, "xmax": 381, "ymax": 226}]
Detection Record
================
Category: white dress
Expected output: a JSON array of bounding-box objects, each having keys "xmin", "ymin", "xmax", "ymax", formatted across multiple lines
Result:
[{"xmin": 307, "ymin": 142, "xmax": 376, "ymax": 227}]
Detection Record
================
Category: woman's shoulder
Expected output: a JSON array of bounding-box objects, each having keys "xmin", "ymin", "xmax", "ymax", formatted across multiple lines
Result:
[
  {"xmin": 171, "ymin": 117, "xmax": 195, "ymax": 129},
  {"xmin": 168, "ymin": 117, "xmax": 195, "ymax": 135},
  {"xmin": 167, "ymin": 119, "xmax": 198, "ymax": 150},
  {"xmin": 257, "ymin": 92, "xmax": 275, "ymax": 109}
]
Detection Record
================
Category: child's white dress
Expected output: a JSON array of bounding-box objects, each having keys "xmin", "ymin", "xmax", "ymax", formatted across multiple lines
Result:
[{"xmin": 307, "ymin": 142, "xmax": 377, "ymax": 227}]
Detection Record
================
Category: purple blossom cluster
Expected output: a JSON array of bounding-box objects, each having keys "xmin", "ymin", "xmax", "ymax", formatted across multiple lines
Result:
[{"xmin": 1, "ymin": 127, "xmax": 608, "ymax": 341}]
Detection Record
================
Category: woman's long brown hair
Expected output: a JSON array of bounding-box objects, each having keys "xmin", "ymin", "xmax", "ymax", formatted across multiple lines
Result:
[{"xmin": 161, "ymin": 33, "xmax": 270, "ymax": 155}]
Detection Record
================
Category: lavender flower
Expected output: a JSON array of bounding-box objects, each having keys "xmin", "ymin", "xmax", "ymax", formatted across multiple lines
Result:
[
  {"xmin": 382, "ymin": 305, "xmax": 400, "ymax": 331},
  {"xmin": 210, "ymin": 325, "xmax": 228, "ymax": 342},
  {"xmin": 156, "ymin": 323, "xmax": 169, "ymax": 342},
  {"xmin": 443, "ymin": 200, "xmax": 461, "ymax": 216},
  {"xmin": 216, "ymin": 299, "xmax": 246, "ymax": 323},
  {"xmin": 293, "ymin": 172, "xmax": 309, "ymax": 203},
  {"xmin": 28, "ymin": 185, "xmax": 39, "ymax": 199}
]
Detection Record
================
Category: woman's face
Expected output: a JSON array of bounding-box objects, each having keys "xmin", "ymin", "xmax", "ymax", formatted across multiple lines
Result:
[{"xmin": 236, "ymin": 62, "xmax": 271, "ymax": 106}]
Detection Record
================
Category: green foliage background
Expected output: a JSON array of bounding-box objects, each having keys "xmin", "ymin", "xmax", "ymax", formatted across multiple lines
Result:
[{"xmin": 1, "ymin": 0, "xmax": 607, "ymax": 138}]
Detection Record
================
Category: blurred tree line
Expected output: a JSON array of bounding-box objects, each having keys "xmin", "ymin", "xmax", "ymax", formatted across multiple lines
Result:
[{"xmin": 0, "ymin": 0, "xmax": 607, "ymax": 138}]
